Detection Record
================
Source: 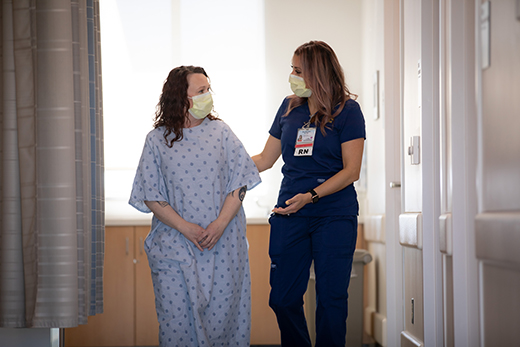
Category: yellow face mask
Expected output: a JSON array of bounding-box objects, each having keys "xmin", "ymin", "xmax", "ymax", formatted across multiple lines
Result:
[
  {"xmin": 289, "ymin": 74, "xmax": 312, "ymax": 98},
  {"xmin": 188, "ymin": 92, "xmax": 213, "ymax": 119}
]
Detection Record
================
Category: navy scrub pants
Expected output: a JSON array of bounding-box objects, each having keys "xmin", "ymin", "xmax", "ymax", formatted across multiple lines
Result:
[{"xmin": 268, "ymin": 214, "xmax": 358, "ymax": 347}]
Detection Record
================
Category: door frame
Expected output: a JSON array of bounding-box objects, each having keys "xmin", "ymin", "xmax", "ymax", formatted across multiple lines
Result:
[
  {"xmin": 449, "ymin": 1, "xmax": 480, "ymax": 346},
  {"xmin": 383, "ymin": 0, "xmax": 404, "ymax": 346},
  {"xmin": 419, "ymin": 0, "xmax": 444, "ymax": 346}
]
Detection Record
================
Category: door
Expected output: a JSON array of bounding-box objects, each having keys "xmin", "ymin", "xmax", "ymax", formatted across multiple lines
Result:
[
  {"xmin": 475, "ymin": 0, "xmax": 520, "ymax": 345},
  {"xmin": 383, "ymin": 1, "xmax": 405, "ymax": 346},
  {"xmin": 399, "ymin": 0, "xmax": 444, "ymax": 346},
  {"xmin": 439, "ymin": 0, "xmax": 454, "ymax": 346},
  {"xmin": 399, "ymin": 0, "xmax": 425, "ymax": 345}
]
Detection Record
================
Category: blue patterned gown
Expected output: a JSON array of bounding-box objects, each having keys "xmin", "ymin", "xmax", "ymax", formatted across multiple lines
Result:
[{"xmin": 129, "ymin": 118, "xmax": 261, "ymax": 347}]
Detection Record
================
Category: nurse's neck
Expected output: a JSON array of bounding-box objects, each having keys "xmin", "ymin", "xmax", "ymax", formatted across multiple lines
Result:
[{"xmin": 307, "ymin": 97, "xmax": 319, "ymax": 116}]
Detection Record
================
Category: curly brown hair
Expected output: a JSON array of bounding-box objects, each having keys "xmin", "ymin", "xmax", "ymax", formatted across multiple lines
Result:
[
  {"xmin": 284, "ymin": 41, "xmax": 357, "ymax": 135},
  {"xmin": 154, "ymin": 66, "xmax": 219, "ymax": 147}
]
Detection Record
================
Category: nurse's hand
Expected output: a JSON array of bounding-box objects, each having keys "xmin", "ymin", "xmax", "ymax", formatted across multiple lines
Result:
[
  {"xmin": 179, "ymin": 221, "xmax": 206, "ymax": 252},
  {"xmin": 272, "ymin": 193, "xmax": 312, "ymax": 215}
]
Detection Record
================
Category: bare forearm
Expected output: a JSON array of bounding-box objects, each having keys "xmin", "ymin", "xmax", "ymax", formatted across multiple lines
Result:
[
  {"xmin": 312, "ymin": 168, "xmax": 360, "ymax": 199},
  {"xmin": 216, "ymin": 186, "xmax": 247, "ymax": 227},
  {"xmin": 273, "ymin": 139, "xmax": 364, "ymax": 215},
  {"xmin": 252, "ymin": 154, "xmax": 270, "ymax": 173},
  {"xmin": 252, "ymin": 135, "xmax": 281, "ymax": 173},
  {"xmin": 275, "ymin": 168, "xmax": 359, "ymax": 214},
  {"xmin": 313, "ymin": 138, "xmax": 364, "ymax": 198},
  {"xmin": 201, "ymin": 186, "xmax": 247, "ymax": 250},
  {"xmin": 144, "ymin": 200, "xmax": 187, "ymax": 231}
]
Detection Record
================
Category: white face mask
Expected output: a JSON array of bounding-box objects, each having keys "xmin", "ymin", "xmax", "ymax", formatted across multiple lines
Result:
[
  {"xmin": 289, "ymin": 74, "xmax": 312, "ymax": 98},
  {"xmin": 188, "ymin": 92, "xmax": 213, "ymax": 119}
]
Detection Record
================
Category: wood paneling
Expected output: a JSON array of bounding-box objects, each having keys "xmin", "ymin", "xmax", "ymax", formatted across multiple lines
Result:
[
  {"xmin": 134, "ymin": 226, "xmax": 159, "ymax": 346},
  {"xmin": 247, "ymin": 224, "xmax": 281, "ymax": 345},
  {"xmin": 65, "ymin": 227, "xmax": 135, "ymax": 346},
  {"xmin": 65, "ymin": 226, "xmax": 157, "ymax": 347}
]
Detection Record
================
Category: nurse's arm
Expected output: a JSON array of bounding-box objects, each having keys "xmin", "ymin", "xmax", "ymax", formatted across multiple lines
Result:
[
  {"xmin": 252, "ymin": 135, "xmax": 281, "ymax": 172},
  {"xmin": 202, "ymin": 185, "xmax": 247, "ymax": 250},
  {"xmin": 144, "ymin": 200, "xmax": 205, "ymax": 252},
  {"xmin": 274, "ymin": 138, "xmax": 365, "ymax": 214},
  {"xmin": 313, "ymin": 137, "xmax": 365, "ymax": 197}
]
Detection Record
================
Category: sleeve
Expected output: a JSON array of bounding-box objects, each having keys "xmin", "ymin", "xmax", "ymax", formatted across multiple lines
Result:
[
  {"xmin": 128, "ymin": 133, "xmax": 168, "ymax": 213},
  {"xmin": 268, "ymin": 97, "xmax": 290, "ymax": 140},
  {"xmin": 338, "ymin": 100, "xmax": 366, "ymax": 143},
  {"xmin": 223, "ymin": 125, "xmax": 262, "ymax": 196}
]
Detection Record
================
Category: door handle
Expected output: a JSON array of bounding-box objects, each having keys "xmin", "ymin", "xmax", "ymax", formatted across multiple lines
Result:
[{"xmin": 390, "ymin": 182, "xmax": 401, "ymax": 188}]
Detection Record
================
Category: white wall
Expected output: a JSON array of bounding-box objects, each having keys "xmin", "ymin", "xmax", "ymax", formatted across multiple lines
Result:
[
  {"xmin": 102, "ymin": 0, "xmax": 269, "ymax": 224},
  {"xmin": 361, "ymin": 0, "xmax": 386, "ymax": 216},
  {"xmin": 359, "ymin": 0, "xmax": 389, "ymax": 345},
  {"xmin": 475, "ymin": 0, "xmax": 520, "ymax": 345}
]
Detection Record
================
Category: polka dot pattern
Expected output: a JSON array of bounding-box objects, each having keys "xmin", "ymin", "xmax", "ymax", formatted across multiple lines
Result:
[{"xmin": 129, "ymin": 118, "xmax": 261, "ymax": 346}]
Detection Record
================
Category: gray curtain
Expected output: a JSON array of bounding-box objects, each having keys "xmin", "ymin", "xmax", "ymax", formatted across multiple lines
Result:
[{"xmin": 0, "ymin": 0, "xmax": 104, "ymax": 328}]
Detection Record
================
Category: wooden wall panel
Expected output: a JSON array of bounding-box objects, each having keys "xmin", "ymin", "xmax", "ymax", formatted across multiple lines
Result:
[
  {"xmin": 65, "ymin": 226, "xmax": 135, "ymax": 346},
  {"xmin": 134, "ymin": 226, "xmax": 159, "ymax": 346},
  {"xmin": 247, "ymin": 224, "xmax": 281, "ymax": 345}
]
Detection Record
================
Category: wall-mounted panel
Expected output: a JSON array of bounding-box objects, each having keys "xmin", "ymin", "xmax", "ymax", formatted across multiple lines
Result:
[
  {"xmin": 439, "ymin": 213, "xmax": 452, "ymax": 255},
  {"xmin": 475, "ymin": 212, "xmax": 520, "ymax": 264},
  {"xmin": 399, "ymin": 213, "xmax": 423, "ymax": 249},
  {"xmin": 364, "ymin": 214, "xmax": 386, "ymax": 243}
]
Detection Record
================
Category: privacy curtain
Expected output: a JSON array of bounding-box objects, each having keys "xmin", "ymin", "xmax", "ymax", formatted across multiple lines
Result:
[{"xmin": 0, "ymin": 0, "xmax": 104, "ymax": 327}]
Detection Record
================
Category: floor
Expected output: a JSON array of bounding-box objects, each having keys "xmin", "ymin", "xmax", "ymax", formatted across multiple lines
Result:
[{"xmin": 109, "ymin": 343, "xmax": 380, "ymax": 347}]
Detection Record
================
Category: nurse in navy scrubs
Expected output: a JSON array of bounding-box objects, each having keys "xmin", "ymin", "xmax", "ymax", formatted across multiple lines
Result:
[{"xmin": 252, "ymin": 40, "xmax": 366, "ymax": 347}]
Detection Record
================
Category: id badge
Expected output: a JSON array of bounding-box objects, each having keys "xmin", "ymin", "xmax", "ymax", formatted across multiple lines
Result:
[{"xmin": 294, "ymin": 127, "xmax": 316, "ymax": 156}]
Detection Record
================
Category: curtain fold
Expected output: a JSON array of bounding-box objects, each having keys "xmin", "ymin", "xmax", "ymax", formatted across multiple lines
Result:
[{"xmin": 0, "ymin": 0, "xmax": 104, "ymax": 328}]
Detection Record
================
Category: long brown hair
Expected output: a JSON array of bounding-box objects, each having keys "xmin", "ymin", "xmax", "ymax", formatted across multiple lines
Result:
[
  {"xmin": 284, "ymin": 41, "xmax": 356, "ymax": 134},
  {"xmin": 153, "ymin": 66, "xmax": 219, "ymax": 147}
]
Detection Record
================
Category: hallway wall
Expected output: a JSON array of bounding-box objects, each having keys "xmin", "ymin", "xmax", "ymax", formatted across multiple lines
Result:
[
  {"xmin": 360, "ymin": 0, "xmax": 389, "ymax": 346},
  {"xmin": 475, "ymin": 0, "xmax": 520, "ymax": 345}
]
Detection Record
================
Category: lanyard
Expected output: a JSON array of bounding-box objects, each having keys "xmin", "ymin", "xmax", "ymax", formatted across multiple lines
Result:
[{"xmin": 294, "ymin": 114, "xmax": 316, "ymax": 157}]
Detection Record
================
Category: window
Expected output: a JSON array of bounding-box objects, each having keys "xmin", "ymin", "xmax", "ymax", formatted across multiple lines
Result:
[{"xmin": 102, "ymin": 0, "xmax": 273, "ymax": 224}]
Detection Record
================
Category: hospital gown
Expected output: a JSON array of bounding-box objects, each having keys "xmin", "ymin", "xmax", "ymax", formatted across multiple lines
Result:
[{"xmin": 129, "ymin": 118, "xmax": 261, "ymax": 347}]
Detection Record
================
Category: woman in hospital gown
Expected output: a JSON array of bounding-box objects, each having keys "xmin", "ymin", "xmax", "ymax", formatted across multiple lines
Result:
[{"xmin": 129, "ymin": 66, "xmax": 261, "ymax": 347}]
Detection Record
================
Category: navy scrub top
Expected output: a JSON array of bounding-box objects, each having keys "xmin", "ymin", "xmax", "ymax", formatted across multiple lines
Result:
[{"xmin": 269, "ymin": 97, "xmax": 366, "ymax": 217}]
